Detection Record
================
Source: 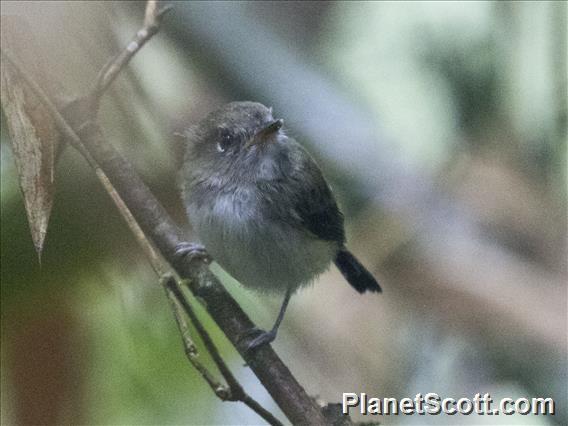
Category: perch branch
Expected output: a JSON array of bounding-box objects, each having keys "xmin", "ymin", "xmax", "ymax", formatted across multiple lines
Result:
[
  {"xmin": 99, "ymin": 155, "xmax": 282, "ymax": 425},
  {"xmin": 3, "ymin": 12, "xmax": 286, "ymax": 426},
  {"xmin": 94, "ymin": 128, "xmax": 281, "ymax": 424},
  {"xmin": 69, "ymin": 2, "xmax": 327, "ymax": 423},
  {"xmin": 76, "ymin": 67, "xmax": 326, "ymax": 426},
  {"xmin": 2, "ymin": 2, "xmax": 327, "ymax": 424},
  {"xmin": 164, "ymin": 276, "xmax": 284, "ymax": 426}
]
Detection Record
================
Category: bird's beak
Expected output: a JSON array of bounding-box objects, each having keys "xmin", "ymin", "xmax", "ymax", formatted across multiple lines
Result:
[{"xmin": 246, "ymin": 119, "xmax": 283, "ymax": 148}]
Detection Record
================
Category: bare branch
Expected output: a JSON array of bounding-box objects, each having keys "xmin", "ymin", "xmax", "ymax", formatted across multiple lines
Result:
[
  {"xmin": 2, "ymin": 4, "xmax": 326, "ymax": 424},
  {"xmin": 85, "ymin": 101, "xmax": 283, "ymax": 423},
  {"xmin": 161, "ymin": 274, "xmax": 230, "ymax": 398},
  {"xmin": 2, "ymin": 3, "xmax": 330, "ymax": 423},
  {"xmin": 94, "ymin": 130, "xmax": 283, "ymax": 422},
  {"xmin": 74, "ymin": 121, "xmax": 327, "ymax": 423},
  {"xmin": 4, "ymin": 29, "xmax": 284, "ymax": 426},
  {"xmin": 90, "ymin": 0, "xmax": 172, "ymax": 104},
  {"xmin": 164, "ymin": 276, "xmax": 284, "ymax": 426}
]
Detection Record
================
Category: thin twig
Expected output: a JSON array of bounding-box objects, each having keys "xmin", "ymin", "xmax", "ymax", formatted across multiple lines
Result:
[
  {"xmin": 165, "ymin": 278, "xmax": 284, "ymax": 426},
  {"xmin": 164, "ymin": 275, "xmax": 285, "ymax": 425},
  {"xmin": 161, "ymin": 274, "xmax": 230, "ymax": 398},
  {"xmin": 1, "ymin": 3, "xmax": 329, "ymax": 423},
  {"xmin": 77, "ymin": 4, "xmax": 282, "ymax": 419},
  {"xmin": 98, "ymin": 141, "xmax": 246, "ymax": 414},
  {"xmin": 98, "ymin": 140, "xmax": 281, "ymax": 424},
  {"xmin": 90, "ymin": 0, "xmax": 172, "ymax": 104},
  {"xmin": 2, "ymin": 7, "xmax": 288, "ymax": 425},
  {"xmin": 98, "ymin": 170, "xmax": 166, "ymax": 275}
]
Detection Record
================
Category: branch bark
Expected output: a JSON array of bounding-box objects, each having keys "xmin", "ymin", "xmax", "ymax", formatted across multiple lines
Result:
[
  {"xmin": 86, "ymin": 119, "xmax": 281, "ymax": 425},
  {"xmin": 74, "ymin": 122, "xmax": 327, "ymax": 424},
  {"xmin": 2, "ymin": 2, "xmax": 331, "ymax": 424}
]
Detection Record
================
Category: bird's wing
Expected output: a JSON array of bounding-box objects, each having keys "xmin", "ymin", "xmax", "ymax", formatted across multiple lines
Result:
[
  {"xmin": 260, "ymin": 143, "xmax": 345, "ymax": 244},
  {"xmin": 293, "ymin": 157, "xmax": 345, "ymax": 244}
]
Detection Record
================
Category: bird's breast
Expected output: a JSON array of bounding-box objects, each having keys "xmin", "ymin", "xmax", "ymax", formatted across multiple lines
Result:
[
  {"xmin": 188, "ymin": 185, "xmax": 260, "ymax": 264},
  {"xmin": 187, "ymin": 184, "xmax": 336, "ymax": 294}
]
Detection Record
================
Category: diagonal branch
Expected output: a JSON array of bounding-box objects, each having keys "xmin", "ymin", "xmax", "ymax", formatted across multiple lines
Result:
[
  {"xmin": 99, "ymin": 151, "xmax": 282, "ymax": 425},
  {"xmin": 162, "ymin": 274, "xmax": 229, "ymax": 397},
  {"xmin": 164, "ymin": 276, "xmax": 284, "ymax": 426},
  {"xmin": 75, "ymin": 83, "xmax": 327, "ymax": 426},
  {"xmin": 68, "ymin": 82, "xmax": 331, "ymax": 418},
  {"xmin": 2, "ymin": 15, "xmax": 287, "ymax": 426},
  {"xmin": 81, "ymin": 103, "xmax": 281, "ymax": 424},
  {"xmin": 2, "ymin": 1, "xmax": 329, "ymax": 424}
]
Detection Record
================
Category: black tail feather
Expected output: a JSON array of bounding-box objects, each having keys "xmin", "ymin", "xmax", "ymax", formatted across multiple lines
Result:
[{"xmin": 334, "ymin": 249, "xmax": 382, "ymax": 294}]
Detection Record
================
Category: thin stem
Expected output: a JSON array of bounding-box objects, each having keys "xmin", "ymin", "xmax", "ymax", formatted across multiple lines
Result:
[
  {"xmin": 3, "ymin": 21, "xmax": 284, "ymax": 426},
  {"xmin": 162, "ymin": 274, "xmax": 231, "ymax": 399},
  {"xmin": 165, "ymin": 279, "xmax": 284, "ymax": 426},
  {"xmin": 98, "ymin": 170, "xmax": 167, "ymax": 275},
  {"xmin": 1, "ymin": 2, "xmax": 329, "ymax": 423},
  {"xmin": 90, "ymin": 0, "xmax": 172, "ymax": 104},
  {"xmin": 243, "ymin": 396, "xmax": 285, "ymax": 426}
]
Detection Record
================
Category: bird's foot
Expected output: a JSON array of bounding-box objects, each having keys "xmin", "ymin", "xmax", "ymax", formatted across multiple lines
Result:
[
  {"xmin": 240, "ymin": 327, "xmax": 277, "ymax": 353},
  {"xmin": 174, "ymin": 242, "xmax": 212, "ymax": 264}
]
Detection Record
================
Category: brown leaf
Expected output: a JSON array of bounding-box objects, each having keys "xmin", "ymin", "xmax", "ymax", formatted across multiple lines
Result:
[
  {"xmin": 1, "ymin": 58, "xmax": 59, "ymax": 258},
  {"xmin": 1, "ymin": 15, "xmax": 65, "ymax": 259}
]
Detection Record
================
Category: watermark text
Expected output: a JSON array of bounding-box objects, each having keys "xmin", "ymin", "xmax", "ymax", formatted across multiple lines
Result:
[{"xmin": 342, "ymin": 392, "xmax": 555, "ymax": 416}]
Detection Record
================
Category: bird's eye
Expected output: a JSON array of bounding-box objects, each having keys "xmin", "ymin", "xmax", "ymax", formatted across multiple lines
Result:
[{"xmin": 217, "ymin": 130, "xmax": 233, "ymax": 153}]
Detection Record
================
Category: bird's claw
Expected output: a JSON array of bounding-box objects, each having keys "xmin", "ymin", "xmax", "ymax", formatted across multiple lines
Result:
[
  {"xmin": 240, "ymin": 327, "xmax": 277, "ymax": 353},
  {"xmin": 174, "ymin": 242, "xmax": 212, "ymax": 264}
]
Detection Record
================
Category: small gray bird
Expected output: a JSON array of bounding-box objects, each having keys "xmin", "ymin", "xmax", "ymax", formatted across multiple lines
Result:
[{"xmin": 178, "ymin": 101, "xmax": 381, "ymax": 351}]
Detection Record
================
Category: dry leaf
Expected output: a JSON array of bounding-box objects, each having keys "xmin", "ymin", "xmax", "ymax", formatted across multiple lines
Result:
[
  {"xmin": 1, "ymin": 58, "xmax": 59, "ymax": 258},
  {"xmin": 0, "ymin": 15, "xmax": 65, "ymax": 259}
]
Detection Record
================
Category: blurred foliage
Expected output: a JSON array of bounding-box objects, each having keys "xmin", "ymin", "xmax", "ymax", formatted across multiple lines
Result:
[{"xmin": 1, "ymin": 1, "xmax": 566, "ymax": 425}]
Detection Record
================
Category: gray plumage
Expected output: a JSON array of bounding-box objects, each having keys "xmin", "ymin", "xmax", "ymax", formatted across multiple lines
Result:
[
  {"xmin": 180, "ymin": 101, "xmax": 380, "ymax": 348},
  {"xmin": 181, "ymin": 102, "xmax": 339, "ymax": 291}
]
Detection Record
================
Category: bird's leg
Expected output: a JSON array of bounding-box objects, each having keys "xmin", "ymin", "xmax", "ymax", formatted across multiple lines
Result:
[
  {"xmin": 243, "ymin": 286, "xmax": 293, "ymax": 352},
  {"xmin": 174, "ymin": 242, "xmax": 212, "ymax": 264}
]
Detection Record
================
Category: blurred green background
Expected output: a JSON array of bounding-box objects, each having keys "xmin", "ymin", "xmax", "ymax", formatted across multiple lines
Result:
[{"xmin": 1, "ymin": 1, "xmax": 566, "ymax": 425}]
